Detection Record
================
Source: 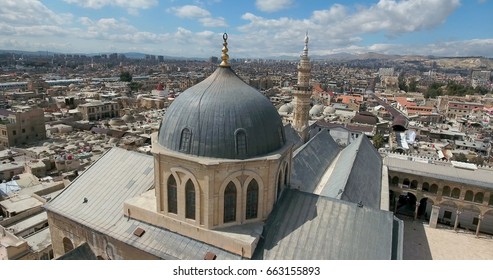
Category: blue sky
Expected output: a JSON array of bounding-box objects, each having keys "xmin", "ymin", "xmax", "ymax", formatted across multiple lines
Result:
[{"xmin": 1, "ymin": 0, "xmax": 492, "ymax": 58}]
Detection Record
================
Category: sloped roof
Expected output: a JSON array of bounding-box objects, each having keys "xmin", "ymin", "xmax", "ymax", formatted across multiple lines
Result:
[
  {"xmin": 290, "ymin": 130, "xmax": 340, "ymax": 193},
  {"xmin": 254, "ymin": 189, "xmax": 397, "ymax": 260},
  {"xmin": 319, "ymin": 135, "xmax": 382, "ymax": 209},
  {"xmin": 45, "ymin": 147, "xmax": 240, "ymax": 260}
]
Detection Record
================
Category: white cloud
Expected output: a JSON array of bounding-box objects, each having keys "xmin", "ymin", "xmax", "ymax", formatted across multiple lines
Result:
[
  {"xmin": 168, "ymin": 5, "xmax": 211, "ymax": 18},
  {"xmin": 237, "ymin": 0, "xmax": 461, "ymax": 57},
  {"xmin": 0, "ymin": 0, "xmax": 72, "ymax": 26},
  {"xmin": 63, "ymin": 0, "xmax": 157, "ymax": 10},
  {"xmin": 255, "ymin": 0, "xmax": 294, "ymax": 12},
  {"xmin": 199, "ymin": 17, "xmax": 228, "ymax": 27}
]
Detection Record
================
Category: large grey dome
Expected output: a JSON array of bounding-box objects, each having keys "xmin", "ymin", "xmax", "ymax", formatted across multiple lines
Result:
[{"xmin": 158, "ymin": 66, "xmax": 285, "ymax": 159}]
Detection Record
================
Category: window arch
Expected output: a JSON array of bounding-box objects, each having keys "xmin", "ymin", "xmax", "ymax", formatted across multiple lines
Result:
[
  {"xmin": 430, "ymin": 184, "xmax": 438, "ymax": 194},
  {"xmin": 246, "ymin": 179, "xmax": 259, "ymax": 220},
  {"xmin": 391, "ymin": 176, "xmax": 399, "ymax": 186},
  {"xmin": 179, "ymin": 128, "xmax": 192, "ymax": 153},
  {"xmin": 167, "ymin": 175, "xmax": 177, "ymax": 214},
  {"xmin": 464, "ymin": 190, "xmax": 474, "ymax": 201},
  {"xmin": 185, "ymin": 179, "xmax": 195, "ymax": 220},
  {"xmin": 474, "ymin": 192, "xmax": 484, "ymax": 204},
  {"xmin": 410, "ymin": 180, "xmax": 418, "ymax": 190},
  {"xmin": 224, "ymin": 182, "xmax": 237, "ymax": 223},
  {"xmin": 235, "ymin": 129, "xmax": 247, "ymax": 157},
  {"xmin": 442, "ymin": 186, "xmax": 451, "ymax": 197},
  {"xmin": 62, "ymin": 237, "xmax": 74, "ymax": 254},
  {"xmin": 451, "ymin": 188, "xmax": 460, "ymax": 199},
  {"xmin": 403, "ymin": 178, "xmax": 410, "ymax": 188},
  {"xmin": 422, "ymin": 182, "xmax": 430, "ymax": 192}
]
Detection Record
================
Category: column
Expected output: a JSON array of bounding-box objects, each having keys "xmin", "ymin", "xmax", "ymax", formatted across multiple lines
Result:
[
  {"xmin": 414, "ymin": 201, "xmax": 420, "ymax": 220},
  {"xmin": 454, "ymin": 209, "xmax": 461, "ymax": 232},
  {"xmin": 476, "ymin": 214, "xmax": 483, "ymax": 237},
  {"xmin": 429, "ymin": 205, "xmax": 440, "ymax": 228}
]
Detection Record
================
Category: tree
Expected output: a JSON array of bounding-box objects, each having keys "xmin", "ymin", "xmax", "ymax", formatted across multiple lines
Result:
[
  {"xmin": 398, "ymin": 73, "xmax": 408, "ymax": 92},
  {"xmin": 408, "ymin": 78, "xmax": 418, "ymax": 92},
  {"xmin": 372, "ymin": 134, "xmax": 385, "ymax": 149},
  {"xmin": 120, "ymin": 71, "xmax": 132, "ymax": 82}
]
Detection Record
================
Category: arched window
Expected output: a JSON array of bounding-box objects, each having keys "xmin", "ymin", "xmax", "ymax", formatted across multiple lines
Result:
[
  {"xmin": 430, "ymin": 184, "xmax": 438, "ymax": 194},
  {"xmin": 62, "ymin": 237, "xmax": 74, "ymax": 253},
  {"xmin": 224, "ymin": 182, "xmax": 237, "ymax": 223},
  {"xmin": 474, "ymin": 192, "xmax": 484, "ymax": 204},
  {"xmin": 167, "ymin": 175, "xmax": 177, "ymax": 214},
  {"xmin": 403, "ymin": 178, "xmax": 410, "ymax": 188},
  {"xmin": 246, "ymin": 179, "xmax": 259, "ymax": 220},
  {"xmin": 185, "ymin": 180, "xmax": 196, "ymax": 220},
  {"xmin": 391, "ymin": 176, "xmax": 399, "ymax": 186},
  {"xmin": 489, "ymin": 194, "xmax": 493, "ymax": 206},
  {"xmin": 179, "ymin": 128, "xmax": 192, "ymax": 153},
  {"xmin": 410, "ymin": 180, "xmax": 418, "ymax": 190},
  {"xmin": 422, "ymin": 182, "xmax": 430, "ymax": 192},
  {"xmin": 451, "ymin": 188, "xmax": 460, "ymax": 199},
  {"xmin": 235, "ymin": 129, "xmax": 247, "ymax": 157},
  {"xmin": 442, "ymin": 186, "xmax": 451, "ymax": 197},
  {"xmin": 464, "ymin": 190, "xmax": 474, "ymax": 201}
]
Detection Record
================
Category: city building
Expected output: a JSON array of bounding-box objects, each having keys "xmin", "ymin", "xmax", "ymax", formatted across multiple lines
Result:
[
  {"xmin": 0, "ymin": 108, "xmax": 46, "ymax": 148},
  {"xmin": 44, "ymin": 34, "xmax": 402, "ymax": 260},
  {"xmin": 77, "ymin": 101, "xmax": 121, "ymax": 121}
]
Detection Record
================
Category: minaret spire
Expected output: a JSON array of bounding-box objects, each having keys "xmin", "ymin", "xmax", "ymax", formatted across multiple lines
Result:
[
  {"xmin": 292, "ymin": 33, "xmax": 312, "ymax": 143},
  {"xmin": 220, "ymin": 33, "xmax": 230, "ymax": 67}
]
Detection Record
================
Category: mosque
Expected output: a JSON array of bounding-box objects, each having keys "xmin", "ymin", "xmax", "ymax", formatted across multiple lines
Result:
[{"xmin": 44, "ymin": 34, "xmax": 403, "ymax": 260}]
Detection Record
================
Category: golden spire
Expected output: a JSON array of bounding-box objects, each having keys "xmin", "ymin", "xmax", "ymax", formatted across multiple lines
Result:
[{"xmin": 220, "ymin": 33, "xmax": 230, "ymax": 67}]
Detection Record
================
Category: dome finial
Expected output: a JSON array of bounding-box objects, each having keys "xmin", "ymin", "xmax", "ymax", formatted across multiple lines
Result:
[{"xmin": 220, "ymin": 33, "xmax": 230, "ymax": 67}]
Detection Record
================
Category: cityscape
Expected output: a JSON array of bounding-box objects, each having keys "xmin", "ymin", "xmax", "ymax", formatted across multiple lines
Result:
[{"xmin": 1, "ymin": 0, "xmax": 493, "ymax": 262}]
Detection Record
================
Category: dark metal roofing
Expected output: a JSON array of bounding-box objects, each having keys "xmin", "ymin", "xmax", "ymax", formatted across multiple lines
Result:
[
  {"xmin": 57, "ymin": 242, "xmax": 97, "ymax": 260},
  {"xmin": 158, "ymin": 66, "xmax": 285, "ymax": 159},
  {"xmin": 254, "ymin": 189, "xmax": 396, "ymax": 260},
  {"xmin": 45, "ymin": 147, "xmax": 240, "ymax": 260},
  {"xmin": 290, "ymin": 129, "xmax": 340, "ymax": 193},
  {"xmin": 320, "ymin": 135, "xmax": 382, "ymax": 209}
]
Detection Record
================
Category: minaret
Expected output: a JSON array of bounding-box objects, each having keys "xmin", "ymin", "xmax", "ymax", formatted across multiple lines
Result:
[{"xmin": 292, "ymin": 32, "xmax": 312, "ymax": 143}]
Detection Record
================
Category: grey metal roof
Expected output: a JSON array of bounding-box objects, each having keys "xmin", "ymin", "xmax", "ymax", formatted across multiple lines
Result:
[
  {"xmin": 384, "ymin": 156, "xmax": 493, "ymax": 189},
  {"xmin": 320, "ymin": 135, "xmax": 382, "ymax": 209},
  {"xmin": 158, "ymin": 66, "xmax": 285, "ymax": 159},
  {"xmin": 255, "ymin": 189, "xmax": 396, "ymax": 260},
  {"xmin": 57, "ymin": 242, "xmax": 97, "ymax": 260},
  {"xmin": 290, "ymin": 129, "xmax": 340, "ymax": 193},
  {"xmin": 45, "ymin": 147, "xmax": 240, "ymax": 260}
]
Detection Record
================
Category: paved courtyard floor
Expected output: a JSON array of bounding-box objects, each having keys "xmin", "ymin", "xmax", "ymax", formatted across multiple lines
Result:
[{"xmin": 401, "ymin": 215, "xmax": 493, "ymax": 260}]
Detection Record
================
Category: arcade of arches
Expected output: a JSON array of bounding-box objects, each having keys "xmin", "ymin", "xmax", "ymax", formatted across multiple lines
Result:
[{"xmin": 389, "ymin": 172, "xmax": 493, "ymax": 236}]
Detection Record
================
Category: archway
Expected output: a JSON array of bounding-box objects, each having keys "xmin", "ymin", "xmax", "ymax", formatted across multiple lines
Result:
[
  {"xmin": 422, "ymin": 182, "xmax": 430, "ymax": 192},
  {"xmin": 410, "ymin": 180, "xmax": 418, "ymax": 190},
  {"xmin": 438, "ymin": 200, "xmax": 459, "ymax": 226},
  {"xmin": 396, "ymin": 192, "xmax": 417, "ymax": 217},
  {"xmin": 391, "ymin": 176, "xmax": 399, "ymax": 186},
  {"xmin": 459, "ymin": 204, "xmax": 482, "ymax": 233},
  {"xmin": 417, "ymin": 197, "xmax": 434, "ymax": 220},
  {"xmin": 403, "ymin": 178, "xmax": 410, "ymax": 188},
  {"xmin": 62, "ymin": 237, "xmax": 74, "ymax": 254},
  {"xmin": 429, "ymin": 184, "xmax": 438, "ymax": 194}
]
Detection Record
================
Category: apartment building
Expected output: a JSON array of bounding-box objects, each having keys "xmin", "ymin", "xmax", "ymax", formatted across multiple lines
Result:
[{"xmin": 0, "ymin": 108, "xmax": 46, "ymax": 148}]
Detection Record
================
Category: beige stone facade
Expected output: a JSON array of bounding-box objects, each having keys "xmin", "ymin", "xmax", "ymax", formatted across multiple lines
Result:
[
  {"xmin": 0, "ymin": 108, "xmax": 46, "ymax": 148},
  {"xmin": 388, "ymin": 168, "xmax": 493, "ymax": 235},
  {"xmin": 123, "ymin": 133, "xmax": 292, "ymax": 258},
  {"xmin": 46, "ymin": 212, "xmax": 157, "ymax": 260}
]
